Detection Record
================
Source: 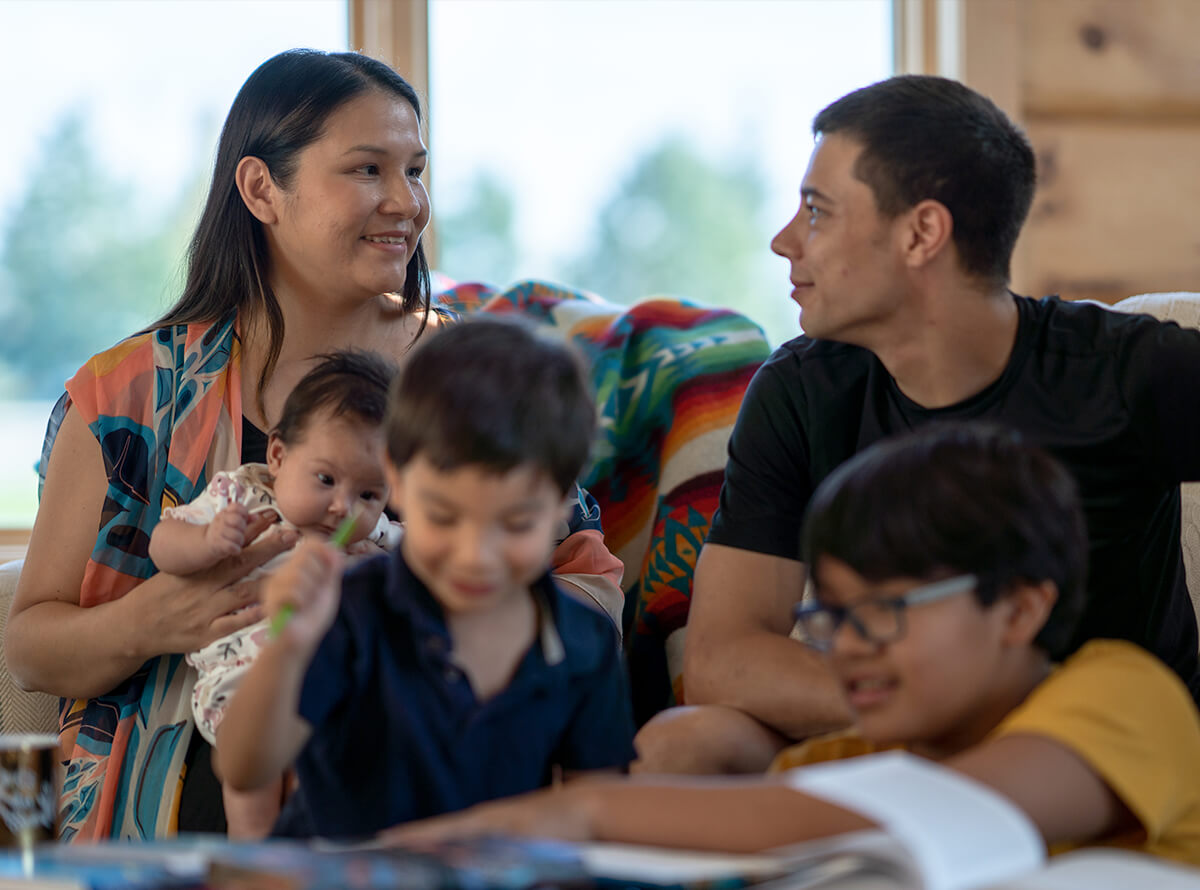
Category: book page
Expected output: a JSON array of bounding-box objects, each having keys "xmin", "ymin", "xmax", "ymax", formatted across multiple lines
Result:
[
  {"xmin": 987, "ymin": 847, "xmax": 1200, "ymax": 890},
  {"xmin": 576, "ymin": 836, "xmax": 910, "ymax": 889},
  {"xmin": 784, "ymin": 751, "xmax": 1045, "ymax": 890}
]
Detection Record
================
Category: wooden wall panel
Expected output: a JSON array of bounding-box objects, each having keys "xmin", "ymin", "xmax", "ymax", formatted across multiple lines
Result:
[
  {"xmin": 1014, "ymin": 121, "xmax": 1200, "ymax": 303},
  {"xmin": 1023, "ymin": 0, "xmax": 1200, "ymax": 119}
]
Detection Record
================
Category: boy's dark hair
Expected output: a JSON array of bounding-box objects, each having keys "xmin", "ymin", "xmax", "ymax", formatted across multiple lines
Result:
[
  {"xmin": 273, "ymin": 350, "xmax": 398, "ymax": 445},
  {"xmin": 801, "ymin": 423, "xmax": 1087, "ymax": 660},
  {"xmin": 385, "ymin": 316, "xmax": 594, "ymax": 494},
  {"xmin": 813, "ymin": 74, "xmax": 1036, "ymax": 288}
]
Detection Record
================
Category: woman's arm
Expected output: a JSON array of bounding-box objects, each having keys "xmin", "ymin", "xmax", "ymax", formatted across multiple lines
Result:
[{"xmin": 5, "ymin": 406, "xmax": 295, "ymax": 700}]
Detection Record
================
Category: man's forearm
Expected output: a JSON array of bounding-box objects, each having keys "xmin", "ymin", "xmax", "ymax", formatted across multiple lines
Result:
[{"xmin": 684, "ymin": 631, "xmax": 851, "ymax": 740}]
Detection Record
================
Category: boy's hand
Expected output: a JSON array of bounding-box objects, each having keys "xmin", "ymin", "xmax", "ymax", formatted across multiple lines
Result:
[
  {"xmin": 264, "ymin": 539, "xmax": 344, "ymax": 654},
  {"xmin": 205, "ymin": 504, "xmax": 251, "ymax": 560}
]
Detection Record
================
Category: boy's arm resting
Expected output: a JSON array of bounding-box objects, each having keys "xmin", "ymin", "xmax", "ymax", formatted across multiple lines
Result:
[
  {"xmin": 384, "ymin": 776, "xmax": 876, "ymax": 853},
  {"xmin": 215, "ymin": 639, "xmax": 313, "ymax": 791},
  {"xmin": 5, "ymin": 406, "xmax": 287, "ymax": 699},
  {"xmin": 950, "ymin": 640, "xmax": 1200, "ymax": 851},
  {"xmin": 682, "ymin": 544, "xmax": 852, "ymax": 739},
  {"xmin": 946, "ymin": 735, "xmax": 1132, "ymax": 848}
]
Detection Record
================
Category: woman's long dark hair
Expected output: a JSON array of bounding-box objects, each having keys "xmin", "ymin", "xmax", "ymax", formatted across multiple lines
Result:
[{"xmin": 154, "ymin": 49, "xmax": 431, "ymax": 419}]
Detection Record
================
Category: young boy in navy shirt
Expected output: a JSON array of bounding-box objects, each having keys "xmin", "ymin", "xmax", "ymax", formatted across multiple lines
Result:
[{"xmin": 216, "ymin": 316, "xmax": 637, "ymax": 839}]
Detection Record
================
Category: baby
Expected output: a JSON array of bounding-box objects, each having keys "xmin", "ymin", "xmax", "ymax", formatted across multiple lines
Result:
[{"xmin": 149, "ymin": 350, "xmax": 399, "ymax": 838}]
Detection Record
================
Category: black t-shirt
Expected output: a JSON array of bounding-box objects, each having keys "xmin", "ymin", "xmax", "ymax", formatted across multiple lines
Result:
[
  {"xmin": 177, "ymin": 416, "xmax": 271, "ymax": 833},
  {"xmin": 708, "ymin": 295, "xmax": 1200, "ymax": 698}
]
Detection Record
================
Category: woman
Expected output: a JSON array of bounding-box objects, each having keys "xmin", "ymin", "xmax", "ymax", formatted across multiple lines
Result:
[{"xmin": 5, "ymin": 49, "xmax": 622, "ymax": 841}]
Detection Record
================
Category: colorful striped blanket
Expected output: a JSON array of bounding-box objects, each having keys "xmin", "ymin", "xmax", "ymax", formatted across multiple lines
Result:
[{"xmin": 435, "ymin": 280, "xmax": 770, "ymax": 721}]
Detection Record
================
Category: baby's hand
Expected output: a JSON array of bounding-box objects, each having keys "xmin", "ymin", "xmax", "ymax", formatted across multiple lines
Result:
[
  {"xmin": 205, "ymin": 504, "xmax": 250, "ymax": 560},
  {"xmin": 263, "ymin": 539, "xmax": 343, "ymax": 654},
  {"xmin": 345, "ymin": 538, "xmax": 386, "ymax": 557}
]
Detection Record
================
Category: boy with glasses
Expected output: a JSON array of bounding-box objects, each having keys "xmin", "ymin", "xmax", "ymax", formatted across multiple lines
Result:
[{"xmin": 387, "ymin": 423, "xmax": 1200, "ymax": 867}]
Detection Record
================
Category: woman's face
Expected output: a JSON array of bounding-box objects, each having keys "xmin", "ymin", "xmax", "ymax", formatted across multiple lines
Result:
[{"xmin": 265, "ymin": 88, "xmax": 430, "ymax": 308}]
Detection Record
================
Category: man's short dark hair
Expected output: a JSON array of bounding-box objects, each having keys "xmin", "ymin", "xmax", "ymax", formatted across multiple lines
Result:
[
  {"xmin": 813, "ymin": 74, "xmax": 1036, "ymax": 288},
  {"xmin": 801, "ymin": 423, "xmax": 1087, "ymax": 660},
  {"xmin": 273, "ymin": 350, "xmax": 397, "ymax": 445},
  {"xmin": 385, "ymin": 316, "xmax": 595, "ymax": 494}
]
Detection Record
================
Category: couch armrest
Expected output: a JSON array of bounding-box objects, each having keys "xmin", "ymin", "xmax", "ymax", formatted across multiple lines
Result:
[{"xmin": 0, "ymin": 559, "xmax": 60, "ymax": 734}]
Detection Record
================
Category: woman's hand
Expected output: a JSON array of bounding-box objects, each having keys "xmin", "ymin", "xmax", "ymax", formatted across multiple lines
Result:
[
  {"xmin": 378, "ymin": 786, "xmax": 597, "ymax": 848},
  {"xmin": 130, "ymin": 513, "xmax": 299, "ymax": 656},
  {"xmin": 8, "ymin": 406, "xmax": 299, "ymax": 699}
]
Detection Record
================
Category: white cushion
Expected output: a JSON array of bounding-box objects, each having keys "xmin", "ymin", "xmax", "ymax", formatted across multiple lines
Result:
[{"xmin": 0, "ymin": 559, "xmax": 60, "ymax": 734}]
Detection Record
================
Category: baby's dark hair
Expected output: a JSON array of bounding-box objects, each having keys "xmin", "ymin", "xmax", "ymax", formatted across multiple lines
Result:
[
  {"xmin": 273, "ymin": 350, "xmax": 398, "ymax": 445},
  {"xmin": 802, "ymin": 423, "xmax": 1087, "ymax": 659},
  {"xmin": 385, "ymin": 316, "xmax": 595, "ymax": 494}
]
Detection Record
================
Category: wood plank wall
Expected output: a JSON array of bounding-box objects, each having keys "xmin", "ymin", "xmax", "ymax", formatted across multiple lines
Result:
[{"xmin": 935, "ymin": 0, "xmax": 1200, "ymax": 304}]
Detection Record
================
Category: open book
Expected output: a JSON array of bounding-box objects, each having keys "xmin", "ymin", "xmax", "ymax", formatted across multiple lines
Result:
[
  {"xmin": 572, "ymin": 751, "xmax": 1200, "ymax": 890},
  {"xmin": 576, "ymin": 838, "xmax": 1200, "ymax": 889}
]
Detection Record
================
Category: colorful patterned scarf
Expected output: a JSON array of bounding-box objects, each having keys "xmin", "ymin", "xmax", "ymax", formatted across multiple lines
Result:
[
  {"xmin": 40, "ymin": 317, "xmax": 242, "ymax": 840},
  {"xmin": 435, "ymin": 281, "xmax": 770, "ymax": 721}
]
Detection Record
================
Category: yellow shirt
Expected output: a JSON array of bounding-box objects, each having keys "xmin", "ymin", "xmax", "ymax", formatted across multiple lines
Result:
[{"xmin": 771, "ymin": 640, "xmax": 1200, "ymax": 866}]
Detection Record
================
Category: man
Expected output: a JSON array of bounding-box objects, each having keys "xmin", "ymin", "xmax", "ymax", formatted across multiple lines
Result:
[{"xmin": 634, "ymin": 74, "xmax": 1200, "ymax": 774}]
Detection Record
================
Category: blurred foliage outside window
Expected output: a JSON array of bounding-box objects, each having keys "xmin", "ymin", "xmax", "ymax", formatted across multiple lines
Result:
[
  {"xmin": 430, "ymin": 0, "xmax": 892, "ymax": 346},
  {"xmin": 0, "ymin": 0, "xmax": 347, "ymax": 526},
  {"xmin": 1, "ymin": 0, "xmax": 890, "ymax": 528}
]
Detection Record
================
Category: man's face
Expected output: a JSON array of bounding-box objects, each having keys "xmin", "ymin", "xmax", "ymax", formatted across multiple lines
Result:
[{"xmin": 771, "ymin": 133, "xmax": 909, "ymax": 344}]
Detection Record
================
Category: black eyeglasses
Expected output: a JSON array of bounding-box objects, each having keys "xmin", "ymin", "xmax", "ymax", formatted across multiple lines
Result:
[{"xmin": 792, "ymin": 574, "xmax": 978, "ymax": 651}]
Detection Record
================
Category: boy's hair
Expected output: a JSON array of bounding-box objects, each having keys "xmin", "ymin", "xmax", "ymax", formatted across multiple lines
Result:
[
  {"xmin": 813, "ymin": 75, "xmax": 1035, "ymax": 289},
  {"xmin": 385, "ymin": 316, "xmax": 595, "ymax": 494},
  {"xmin": 273, "ymin": 350, "xmax": 398, "ymax": 445},
  {"xmin": 801, "ymin": 423, "xmax": 1087, "ymax": 660}
]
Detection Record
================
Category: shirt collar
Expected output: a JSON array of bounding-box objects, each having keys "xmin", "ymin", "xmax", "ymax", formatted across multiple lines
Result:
[{"xmin": 386, "ymin": 549, "xmax": 566, "ymax": 666}]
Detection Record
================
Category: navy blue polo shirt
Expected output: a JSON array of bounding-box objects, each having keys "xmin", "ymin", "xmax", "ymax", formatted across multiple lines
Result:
[{"xmin": 272, "ymin": 549, "xmax": 637, "ymax": 839}]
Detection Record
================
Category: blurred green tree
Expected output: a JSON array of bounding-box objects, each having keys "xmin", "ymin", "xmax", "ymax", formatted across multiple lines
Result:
[
  {"xmin": 558, "ymin": 135, "xmax": 781, "ymax": 339},
  {"xmin": 0, "ymin": 110, "xmax": 200, "ymax": 398},
  {"xmin": 435, "ymin": 170, "xmax": 519, "ymax": 288}
]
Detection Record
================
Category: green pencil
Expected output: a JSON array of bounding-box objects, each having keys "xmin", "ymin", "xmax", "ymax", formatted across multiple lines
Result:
[{"xmin": 269, "ymin": 509, "xmax": 360, "ymax": 638}]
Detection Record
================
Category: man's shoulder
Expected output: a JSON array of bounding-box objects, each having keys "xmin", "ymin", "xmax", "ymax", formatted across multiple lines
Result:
[
  {"xmin": 1020, "ymin": 294, "xmax": 1166, "ymax": 353},
  {"xmin": 746, "ymin": 335, "xmax": 877, "ymax": 409},
  {"xmin": 767, "ymin": 334, "xmax": 874, "ymax": 372}
]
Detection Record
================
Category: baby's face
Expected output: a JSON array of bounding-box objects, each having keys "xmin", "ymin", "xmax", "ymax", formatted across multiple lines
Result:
[
  {"xmin": 386, "ymin": 454, "xmax": 565, "ymax": 616},
  {"xmin": 266, "ymin": 413, "xmax": 389, "ymax": 544}
]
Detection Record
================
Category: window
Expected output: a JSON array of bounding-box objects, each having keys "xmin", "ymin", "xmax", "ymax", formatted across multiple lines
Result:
[
  {"xmin": 0, "ymin": 0, "xmax": 348, "ymax": 529},
  {"xmin": 2, "ymin": 0, "xmax": 894, "ymax": 533},
  {"xmin": 429, "ymin": 0, "xmax": 892, "ymax": 345}
]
